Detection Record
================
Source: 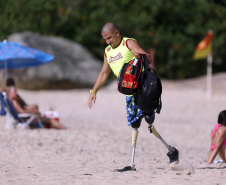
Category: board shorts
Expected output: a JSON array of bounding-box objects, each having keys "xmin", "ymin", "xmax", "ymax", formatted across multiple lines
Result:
[{"xmin": 126, "ymin": 95, "xmax": 144, "ymax": 126}]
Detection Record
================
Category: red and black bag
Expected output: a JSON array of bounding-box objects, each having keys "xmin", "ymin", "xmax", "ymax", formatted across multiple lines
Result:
[{"xmin": 118, "ymin": 57, "xmax": 144, "ymax": 95}]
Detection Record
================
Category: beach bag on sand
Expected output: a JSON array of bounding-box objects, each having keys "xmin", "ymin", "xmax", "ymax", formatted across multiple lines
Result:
[
  {"xmin": 135, "ymin": 54, "xmax": 162, "ymax": 114},
  {"xmin": 118, "ymin": 58, "xmax": 143, "ymax": 95}
]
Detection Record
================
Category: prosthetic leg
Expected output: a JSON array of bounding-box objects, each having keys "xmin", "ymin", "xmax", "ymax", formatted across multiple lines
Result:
[
  {"xmin": 114, "ymin": 112, "xmax": 178, "ymax": 172},
  {"xmin": 130, "ymin": 128, "xmax": 139, "ymax": 169},
  {"xmin": 114, "ymin": 128, "xmax": 138, "ymax": 172},
  {"xmin": 145, "ymin": 112, "xmax": 179, "ymax": 163},
  {"xmin": 114, "ymin": 118, "xmax": 141, "ymax": 172}
]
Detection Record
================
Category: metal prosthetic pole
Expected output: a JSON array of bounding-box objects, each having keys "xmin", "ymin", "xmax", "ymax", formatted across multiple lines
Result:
[
  {"xmin": 149, "ymin": 125, "xmax": 173, "ymax": 151},
  {"xmin": 113, "ymin": 128, "xmax": 138, "ymax": 172},
  {"xmin": 149, "ymin": 125, "xmax": 179, "ymax": 163},
  {"xmin": 130, "ymin": 128, "xmax": 139, "ymax": 168}
]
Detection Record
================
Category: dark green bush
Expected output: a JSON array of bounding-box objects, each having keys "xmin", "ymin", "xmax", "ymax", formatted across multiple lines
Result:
[{"xmin": 0, "ymin": 0, "xmax": 226, "ymax": 79}]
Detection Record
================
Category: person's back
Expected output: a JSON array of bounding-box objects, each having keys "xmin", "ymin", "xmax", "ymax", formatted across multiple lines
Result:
[{"xmin": 207, "ymin": 110, "xmax": 226, "ymax": 163}]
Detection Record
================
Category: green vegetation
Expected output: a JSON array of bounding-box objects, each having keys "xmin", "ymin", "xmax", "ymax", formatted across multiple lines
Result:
[{"xmin": 1, "ymin": 0, "xmax": 226, "ymax": 78}]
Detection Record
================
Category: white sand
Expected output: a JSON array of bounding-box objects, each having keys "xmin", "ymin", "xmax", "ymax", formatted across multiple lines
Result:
[{"xmin": 0, "ymin": 73, "xmax": 226, "ymax": 185}]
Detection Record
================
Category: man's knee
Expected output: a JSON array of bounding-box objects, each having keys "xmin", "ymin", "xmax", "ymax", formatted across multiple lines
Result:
[
  {"xmin": 144, "ymin": 111, "xmax": 155, "ymax": 125},
  {"xmin": 131, "ymin": 116, "xmax": 142, "ymax": 128}
]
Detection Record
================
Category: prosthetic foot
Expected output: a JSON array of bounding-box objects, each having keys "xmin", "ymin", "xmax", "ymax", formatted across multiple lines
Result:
[
  {"xmin": 148, "ymin": 125, "xmax": 179, "ymax": 163},
  {"xmin": 167, "ymin": 147, "xmax": 179, "ymax": 163}
]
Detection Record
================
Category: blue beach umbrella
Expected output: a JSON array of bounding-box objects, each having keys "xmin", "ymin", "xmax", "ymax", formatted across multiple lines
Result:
[{"xmin": 0, "ymin": 40, "xmax": 54, "ymax": 80}]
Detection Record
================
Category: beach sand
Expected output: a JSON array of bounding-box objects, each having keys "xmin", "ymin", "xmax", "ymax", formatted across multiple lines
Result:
[{"xmin": 0, "ymin": 73, "xmax": 226, "ymax": 185}]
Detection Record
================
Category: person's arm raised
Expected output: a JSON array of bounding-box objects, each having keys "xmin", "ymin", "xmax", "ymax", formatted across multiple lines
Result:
[{"xmin": 88, "ymin": 55, "xmax": 111, "ymax": 109}]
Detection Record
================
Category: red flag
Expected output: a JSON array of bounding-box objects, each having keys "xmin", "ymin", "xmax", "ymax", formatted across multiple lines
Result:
[{"xmin": 193, "ymin": 30, "xmax": 213, "ymax": 60}]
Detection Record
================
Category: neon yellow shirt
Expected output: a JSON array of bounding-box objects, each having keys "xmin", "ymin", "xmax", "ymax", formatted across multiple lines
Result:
[{"xmin": 105, "ymin": 37, "xmax": 136, "ymax": 77}]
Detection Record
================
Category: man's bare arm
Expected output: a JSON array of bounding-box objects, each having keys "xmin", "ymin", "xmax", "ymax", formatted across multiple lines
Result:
[
  {"xmin": 88, "ymin": 55, "xmax": 111, "ymax": 108},
  {"xmin": 127, "ymin": 39, "xmax": 156, "ymax": 71}
]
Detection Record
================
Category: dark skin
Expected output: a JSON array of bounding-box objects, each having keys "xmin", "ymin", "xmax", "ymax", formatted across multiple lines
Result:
[
  {"xmin": 88, "ymin": 23, "xmax": 155, "ymax": 108},
  {"xmin": 9, "ymin": 87, "xmax": 67, "ymax": 129},
  {"xmin": 207, "ymin": 124, "xmax": 226, "ymax": 163}
]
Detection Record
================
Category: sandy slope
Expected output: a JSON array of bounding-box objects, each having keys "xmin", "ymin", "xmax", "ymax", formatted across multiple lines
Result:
[{"xmin": 0, "ymin": 73, "xmax": 226, "ymax": 185}]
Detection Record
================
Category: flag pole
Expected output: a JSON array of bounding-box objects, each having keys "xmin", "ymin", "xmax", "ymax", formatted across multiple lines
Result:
[
  {"xmin": 206, "ymin": 53, "xmax": 212, "ymax": 99},
  {"xmin": 206, "ymin": 29, "xmax": 213, "ymax": 99},
  {"xmin": 193, "ymin": 30, "xmax": 213, "ymax": 98}
]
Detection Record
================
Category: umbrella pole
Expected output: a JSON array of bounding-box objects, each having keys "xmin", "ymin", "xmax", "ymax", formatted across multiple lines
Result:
[{"xmin": 4, "ymin": 60, "xmax": 8, "ymax": 81}]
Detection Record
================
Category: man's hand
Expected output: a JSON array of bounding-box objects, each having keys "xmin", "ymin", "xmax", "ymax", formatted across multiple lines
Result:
[
  {"xmin": 87, "ymin": 54, "xmax": 111, "ymax": 109},
  {"xmin": 88, "ymin": 93, "xmax": 96, "ymax": 109}
]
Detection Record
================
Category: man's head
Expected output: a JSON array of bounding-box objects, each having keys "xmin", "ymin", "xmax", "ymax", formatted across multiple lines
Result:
[{"xmin": 101, "ymin": 22, "xmax": 121, "ymax": 48}]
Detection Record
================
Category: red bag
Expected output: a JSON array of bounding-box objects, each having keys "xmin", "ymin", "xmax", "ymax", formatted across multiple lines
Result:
[{"xmin": 118, "ymin": 57, "xmax": 144, "ymax": 95}]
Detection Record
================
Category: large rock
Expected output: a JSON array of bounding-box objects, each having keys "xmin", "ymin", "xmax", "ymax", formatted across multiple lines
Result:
[{"xmin": 1, "ymin": 31, "xmax": 102, "ymax": 90}]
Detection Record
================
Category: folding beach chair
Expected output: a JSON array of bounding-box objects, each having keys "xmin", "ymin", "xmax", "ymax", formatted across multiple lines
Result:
[
  {"xmin": 0, "ymin": 92, "xmax": 7, "ymax": 116},
  {"xmin": 0, "ymin": 91, "xmax": 44, "ymax": 129}
]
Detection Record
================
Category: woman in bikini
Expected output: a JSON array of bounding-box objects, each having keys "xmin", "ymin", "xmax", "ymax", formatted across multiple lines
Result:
[
  {"xmin": 207, "ymin": 110, "xmax": 226, "ymax": 163},
  {"xmin": 8, "ymin": 86, "xmax": 67, "ymax": 129},
  {"xmin": 6, "ymin": 77, "xmax": 40, "ymax": 113}
]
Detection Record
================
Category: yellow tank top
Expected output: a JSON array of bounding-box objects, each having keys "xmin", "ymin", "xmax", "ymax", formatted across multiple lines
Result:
[{"xmin": 105, "ymin": 37, "xmax": 136, "ymax": 77}]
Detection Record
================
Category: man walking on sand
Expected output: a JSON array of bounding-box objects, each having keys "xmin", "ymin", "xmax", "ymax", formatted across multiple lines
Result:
[{"xmin": 87, "ymin": 22, "xmax": 179, "ymax": 170}]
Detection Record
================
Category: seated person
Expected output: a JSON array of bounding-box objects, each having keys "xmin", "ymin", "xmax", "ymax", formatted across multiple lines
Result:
[
  {"xmin": 8, "ymin": 86, "xmax": 67, "ymax": 129},
  {"xmin": 6, "ymin": 77, "xmax": 39, "ymax": 113},
  {"xmin": 207, "ymin": 110, "xmax": 226, "ymax": 163}
]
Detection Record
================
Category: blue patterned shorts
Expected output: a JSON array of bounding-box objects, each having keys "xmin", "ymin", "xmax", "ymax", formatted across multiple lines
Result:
[{"xmin": 126, "ymin": 95, "xmax": 144, "ymax": 126}]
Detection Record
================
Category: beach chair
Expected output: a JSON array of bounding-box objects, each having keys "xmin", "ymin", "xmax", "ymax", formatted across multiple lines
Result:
[
  {"xmin": 0, "ymin": 92, "xmax": 7, "ymax": 116},
  {"xmin": 0, "ymin": 91, "xmax": 44, "ymax": 129}
]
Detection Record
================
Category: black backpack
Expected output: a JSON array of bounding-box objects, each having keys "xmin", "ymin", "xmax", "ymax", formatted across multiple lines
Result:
[{"xmin": 135, "ymin": 54, "xmax": 162, "ymax": 114}]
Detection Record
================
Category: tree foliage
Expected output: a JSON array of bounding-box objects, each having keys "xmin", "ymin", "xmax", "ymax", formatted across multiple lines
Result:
[{"xmin": 0, "ymin": 0, "xmax": 226, "ymax": 78}]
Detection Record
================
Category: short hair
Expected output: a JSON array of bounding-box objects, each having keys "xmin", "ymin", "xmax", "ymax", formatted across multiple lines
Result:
[
  {"xmin": 101, "ymin": 22, "xmax": 120, "ymax": 34},
  {"xmin": 6, "ymin": 77, "xmax": 15, "ymax": 86},
  {"xmin": 218, "ymin": 110, "xmax": 226, "ymax": 126}
]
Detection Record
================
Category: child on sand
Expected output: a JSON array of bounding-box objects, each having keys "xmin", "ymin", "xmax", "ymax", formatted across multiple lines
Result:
[{"xmin": 207, "ymin": 110, "xmax": 226, "ymax": 163}]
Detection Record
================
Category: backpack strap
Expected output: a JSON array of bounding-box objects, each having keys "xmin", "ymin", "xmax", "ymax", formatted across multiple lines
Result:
[
  {"xmin": 139, "ymin": 53, "xmax": 157, "ymax": 75},
  {"xmin": 139, "ymin": 53, "xmax": 149, "ymax": 69},
  {"xmin": 156, "ymin": 96, "xmax": 162, "ymax": 114}
]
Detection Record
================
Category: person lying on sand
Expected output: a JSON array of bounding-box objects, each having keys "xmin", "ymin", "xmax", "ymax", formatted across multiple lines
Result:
[
  {"xmin": 8, "ymin": 86, "xmax": 67, "ymax": 129},
  {"xmin": 207, "ymin": 110, "xmax": 226, "ymax": 163}
]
